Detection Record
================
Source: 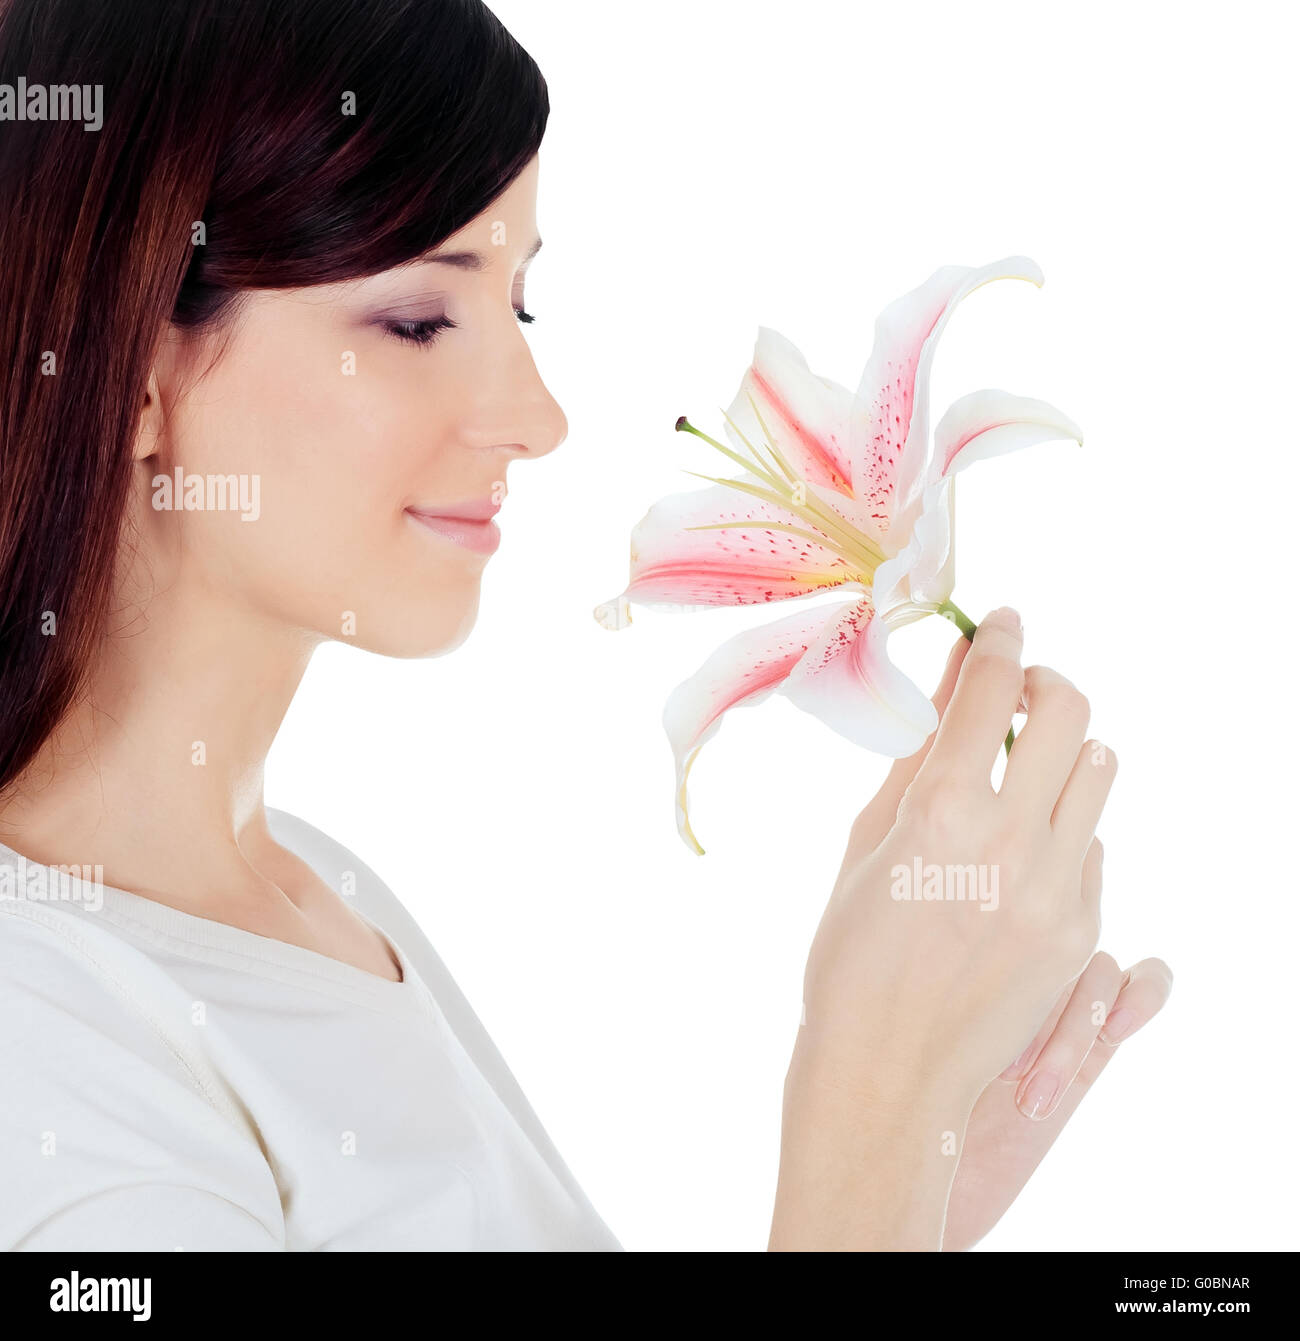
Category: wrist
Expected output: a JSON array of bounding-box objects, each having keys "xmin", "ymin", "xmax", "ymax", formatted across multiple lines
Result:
[
  {"xmin": 770, "ymin": 1027, "xmax": 982, "ymax": 1251},
  {"xmin": 786, "ymin": 995, "xmax": 988, "ymax": 1117}
]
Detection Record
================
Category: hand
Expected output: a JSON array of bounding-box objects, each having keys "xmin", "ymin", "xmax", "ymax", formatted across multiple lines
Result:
[
  {"xmin": 942, "ymin": 951, "xmax": 1172, "ymax": 1251},
  {"xmin": 772, "ymin": 610, "xmax": 1120, "ymax": 1250},
  {"xmin": 846, "ymin": 629, "xmax": 1173, "ymax": 1250},
  {"xmin": 801, "ymin": 608, "xmax": 1114, "ymax": 1099}
]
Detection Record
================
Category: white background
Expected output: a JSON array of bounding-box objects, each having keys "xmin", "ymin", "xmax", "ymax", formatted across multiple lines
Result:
[{"xmin": 267, "ymin": 0, "xmax": 1298, "ymax": 1250}]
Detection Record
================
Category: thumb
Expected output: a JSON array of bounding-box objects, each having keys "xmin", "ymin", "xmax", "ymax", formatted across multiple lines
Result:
[
  {"xmin": 886, "ymin": 631, "xmax": 970, "ymax": 792},
  {"xmin": 849, "ymin": 632, "xmax": 970, "ymax": 851}
]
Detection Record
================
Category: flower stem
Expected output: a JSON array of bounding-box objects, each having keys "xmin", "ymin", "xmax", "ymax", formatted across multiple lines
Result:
[
  {"xmin": 937, "ymin": 598, "xmax": 978, "ymax": 639},
  {"xmin": 937, "ymin": 599, "xmax": 1016, "ymax": 756}
]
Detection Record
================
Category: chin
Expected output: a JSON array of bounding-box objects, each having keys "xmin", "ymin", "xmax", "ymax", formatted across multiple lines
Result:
[{"xmin": 349, "ymin": 586, "xmax": 483, "ymax": 660}]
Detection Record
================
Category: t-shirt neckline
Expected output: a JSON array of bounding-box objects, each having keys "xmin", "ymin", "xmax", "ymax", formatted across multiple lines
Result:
[{"xmin": 0, "ymin": 835, "xmax": 421, "ymax": 1012}]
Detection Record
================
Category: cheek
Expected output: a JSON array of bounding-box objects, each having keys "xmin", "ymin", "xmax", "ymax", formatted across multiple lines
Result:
[
  {"xmin": 171, "ymin": 332, "xmax": 477, "ymax": 651},
  {"xmin": 187, "ymin": 337, "xmax": 419, "ymax": 546}
]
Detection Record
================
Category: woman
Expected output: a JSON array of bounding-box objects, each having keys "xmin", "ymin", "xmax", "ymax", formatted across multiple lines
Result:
[{"xmin": 0, "ymin": 0, "xmax": 1170, "ymax": 1251}]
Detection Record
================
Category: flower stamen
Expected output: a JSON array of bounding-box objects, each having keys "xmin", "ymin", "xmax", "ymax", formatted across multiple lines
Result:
[{"xmin": 677, "ymin": 416, "xmax": 889, "ymax": 578}]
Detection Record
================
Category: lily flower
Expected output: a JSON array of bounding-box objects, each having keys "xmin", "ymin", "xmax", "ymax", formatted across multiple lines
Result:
[{"xmin": 596, "ymin": 255, "xmax": 1082, "ymax": 853}]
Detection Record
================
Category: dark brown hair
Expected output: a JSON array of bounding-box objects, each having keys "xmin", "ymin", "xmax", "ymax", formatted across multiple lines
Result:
[{"xmin": 0, "ymin": 0, "xmax": 548, "ymax": 792}]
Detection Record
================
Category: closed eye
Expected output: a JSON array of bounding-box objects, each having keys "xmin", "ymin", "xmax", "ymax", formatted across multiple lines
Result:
[
  {"xmin": 384, "ymin": 315, "xmax": 457, "ymax": 347},
  {"xmin": 384, "ymin": 308, "xmax": 536, "ymax": 348}
]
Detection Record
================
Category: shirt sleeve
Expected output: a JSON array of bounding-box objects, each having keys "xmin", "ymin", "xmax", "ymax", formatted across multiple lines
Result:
[{"xmin": 0, "ymin": 907, "xmax": 285, "ymax": 1251}]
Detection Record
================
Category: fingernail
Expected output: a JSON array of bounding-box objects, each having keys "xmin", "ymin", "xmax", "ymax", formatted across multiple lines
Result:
[
  {"xmin": 999, "ymin": 1039, "xmax": 1038, "ymax": 1081},
  {"xmin": 1016, "ymin": 1069, "xmax": 1061, "ymax": 1121},
  {"xmin": 984, "ymin": 606, "xmax": 1022, "ymax": 632},
  {"xmin": 1099, "ymin": 1006, "xmax": 1135, "ymax": 1046}
]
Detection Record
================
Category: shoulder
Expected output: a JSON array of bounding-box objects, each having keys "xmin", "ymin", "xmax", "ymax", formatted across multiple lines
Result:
[
  {"xmin": 0, "ymin": 893, "xmax": 176, "ymax": 1034},
  {"xmin": 0, "ymin": 899, "xmax": 283, "ymax": 1249},
  {"xmin": 0, "ymin": 896, "xmax": 260, "ymax": 1132}
]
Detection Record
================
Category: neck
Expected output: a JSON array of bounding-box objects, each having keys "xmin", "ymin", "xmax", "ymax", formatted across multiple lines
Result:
[{"xmin": 0, "ymin": 577, "xmax": 318, "ymax": 907}]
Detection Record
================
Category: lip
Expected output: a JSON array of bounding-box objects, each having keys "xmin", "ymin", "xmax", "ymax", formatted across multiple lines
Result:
[{"xmin": 406, "ymin": 498, "xmax": 502, "ymax": 555}]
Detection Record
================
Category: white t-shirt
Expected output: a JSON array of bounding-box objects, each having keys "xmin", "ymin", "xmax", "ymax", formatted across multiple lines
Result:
[{"xmin": 0, "ymin": 809, "xmax": 620, "ymax": 1252}]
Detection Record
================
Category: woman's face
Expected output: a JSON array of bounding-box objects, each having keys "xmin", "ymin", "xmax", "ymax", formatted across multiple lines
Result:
[{"xmin": 135, "ymin": 155, "xmax": 564, "ymax": 657}]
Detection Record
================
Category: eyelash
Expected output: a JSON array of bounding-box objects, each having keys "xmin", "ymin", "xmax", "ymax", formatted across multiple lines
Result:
[{"xmin": 384, "ymin": 308, "xmax": 535, "ymax": 348}]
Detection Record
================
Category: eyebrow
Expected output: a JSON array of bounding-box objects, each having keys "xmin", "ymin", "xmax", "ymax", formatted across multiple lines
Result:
[{"xmin": 419, "ymin": 235, "xmax": 543, "ymax": 271}]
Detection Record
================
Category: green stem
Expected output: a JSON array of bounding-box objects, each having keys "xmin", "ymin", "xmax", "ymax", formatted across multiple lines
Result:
[
  {"xmin": 936, "ymin": 598, "xmax": 978, "ymax": 639},
  {"xmin": 937, "ymin": 599, "xmax": 1016, "ymax": 756}
]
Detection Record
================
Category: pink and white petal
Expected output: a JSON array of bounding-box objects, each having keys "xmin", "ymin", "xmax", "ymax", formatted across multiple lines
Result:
[
  {"xmin": 866, "ymin": 475, "xmax": 955, "ymax": 618},
  {"xmin": 780, "ymin": 597, "xmax": 938, "ymax": 756},
  {"xmin": 594, "ymin": 483, "xmax": 852, "ymax": 628},
  {"xmin": 933, "ymin": 388, "xmax": 1084, "ymax": 480},
  {"xmin": 663, "ymin": 601, "xmax": 845, "ymax": 853},
  {"xmin": 724, "ymin": 327, "xmax": 856, "ymax": 497},
  {"xmin": 909, "ymin": 480, "xmax": 957, "ymax": 608},
  {"xmin": 851, "ymin": 256, "xmax": 1046, "ymax": 539}
]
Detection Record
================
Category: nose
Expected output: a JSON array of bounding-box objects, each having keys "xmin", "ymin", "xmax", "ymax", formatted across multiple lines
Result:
[{"xmin": 460, "ymin": 329, "xmax": 567, "ymax": 462}]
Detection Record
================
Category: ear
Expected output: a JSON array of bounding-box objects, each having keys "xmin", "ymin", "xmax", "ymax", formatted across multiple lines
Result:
[{"xmin": 133, "ymin": 365, "xmax": 166, "ymax": 463}]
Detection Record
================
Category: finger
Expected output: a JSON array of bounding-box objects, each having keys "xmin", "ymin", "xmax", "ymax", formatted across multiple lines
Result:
[
  {"xmin": 1014, "ymin": 951, "xmax": 1125, "ymax": 1120},
  {"xmin": 848, "ymin": 636, "xmax": 970, "ymax": 855},
  {"xmin": 1097, "ymin": 956, "xmax": 1173, "ymax": 1047},
  {"xmin": 920, "ymin": 607, "xmax": 1024, "ymax": 787},
  {"xmin": 998, "ymin": 976, "xmax": 1075, "ymax": 1083},
  {"xmin": 870, "ymin": 635, "xmax": 970, "ymax": 813},
  {"xmin": 898, "ymin": 632, "xmax": 970, "ymax": 778},
  {"xmin": 1001, "ymin": 666, "xmax": 1090, "ymax": 816},
  {"xmin": 982, "ymin": 956, "xmax": 1174, "ymax": 1168},
  {"xmin": 1051, "ymin": 738, "xmax": 1119, "ymax": 854},
  {"xmin": 1081, "ymin": 836, "xmax": 1103, "ymax": 914}
]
